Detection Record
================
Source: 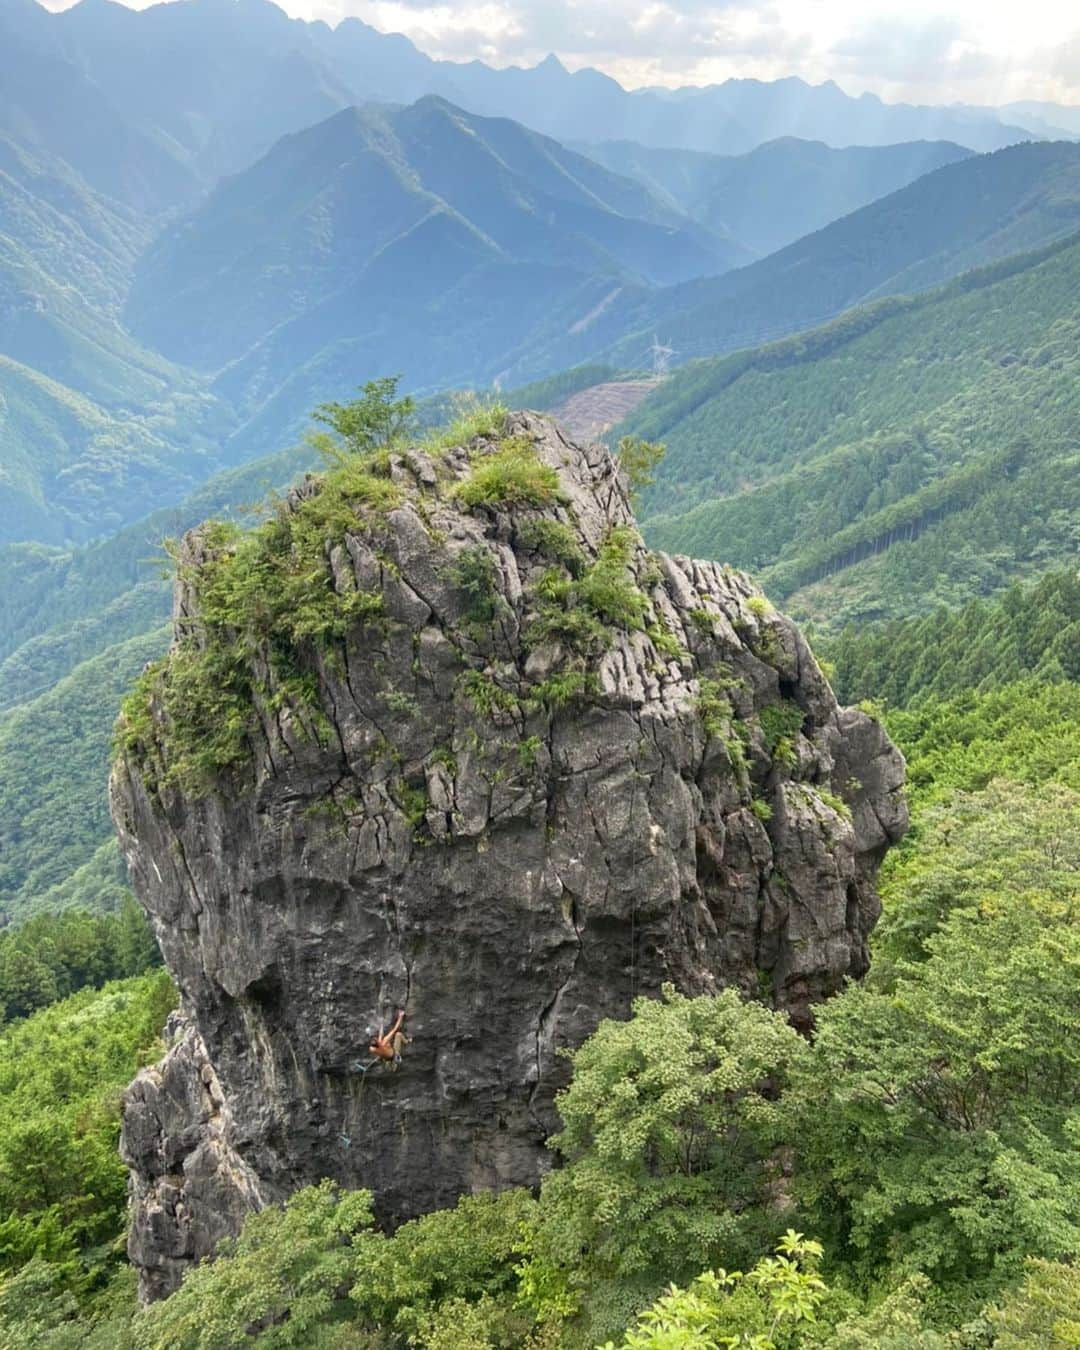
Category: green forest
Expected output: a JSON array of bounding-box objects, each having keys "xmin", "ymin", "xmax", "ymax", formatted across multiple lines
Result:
[
  {"xmin": 0, "ymin": 669, "xmax": 1075, "ymax": 1347},
  {"xmin": 0, "ymin": 384, "xmax": 1075, "ymax": 1346},
  {"xmin": 631, "ymin": 232, "xmax": 1080, "ymax": 628},
  {"xmin": 1, "ymin": 0, "xmax": 1079, "ymax": 1337}
]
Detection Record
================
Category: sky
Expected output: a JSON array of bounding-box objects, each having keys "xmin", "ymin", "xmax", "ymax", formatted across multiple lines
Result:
[
  {"xmin": 284, "ymin": 0, "xmax": 1080, "ymax": 106},
  {"xmin": 39, "ymin": 0, "xmax": 1080, "ymax": 107}
]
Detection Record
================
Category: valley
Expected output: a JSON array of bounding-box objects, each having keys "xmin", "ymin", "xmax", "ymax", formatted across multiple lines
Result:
[{"xmin": 0, "ymin": 2, "xmax": 1077, "ymax": 1344}]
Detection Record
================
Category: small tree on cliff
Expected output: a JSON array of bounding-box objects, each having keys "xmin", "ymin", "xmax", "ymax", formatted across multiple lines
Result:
[
  {"xmin": 616, "ymin": 434, "xmax": 665, "ymax": 501},
  {"xmin": 310, "ymin": 376, "xmax": 416, "ymax": 462}
]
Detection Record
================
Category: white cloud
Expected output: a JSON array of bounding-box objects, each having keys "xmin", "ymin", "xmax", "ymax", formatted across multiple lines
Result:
[
  {"xmin": 290, "ymin": 0, "xmax": 1080, "ymax": 106},
  {"xmin": 36, "ymin": 0, "xmax": 1080, "ymax": 105}
]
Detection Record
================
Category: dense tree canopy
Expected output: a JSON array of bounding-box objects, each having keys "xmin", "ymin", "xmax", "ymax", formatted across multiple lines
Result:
[{"xmin": 1, "ymin": 382, "xmax": 1077, "ymax": 1348}]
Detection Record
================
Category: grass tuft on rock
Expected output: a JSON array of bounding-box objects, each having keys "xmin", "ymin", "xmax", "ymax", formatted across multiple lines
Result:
[
  {"xmin": 453, "ymin": 438, "xmax": 563, "ymax": 510},
  {"xmin": 423, "ymin": 395, "xmax": 509, "ymax": 453}
]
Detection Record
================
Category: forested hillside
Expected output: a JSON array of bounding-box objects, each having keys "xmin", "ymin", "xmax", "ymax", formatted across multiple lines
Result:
[
  {"xmin": 577, "ymin": 136, "xmax": 970, "ymax": 257},
  {"xmin": 825, "ymin": 569, "xmax": 1080, "ymax": 706},
  {"xmin": 0, "ymin": 628, "xmax": 167, "ymax": 921},
  {"xmin": 0, "ymin": 5, "xmax": 1078, "ymax": 1343},
  {"xmin": 635, "ymin": 230, "xmax": 1080, "ymax": 625},
  {"xmin": 1, "ymin": 669, "xmax": 1073, "ymax": 1347},
  {"xmin": 0, "ymin": 129, "xmax": 237, "ymax": 542},
  {"xmin": 129, "ymin": 97, "xmax": 738, "ymax": 376},
  {"xmin": 556, "ymin": 139, "xmax": 1080, "ymax": 370},
  {"xmin": 0, "ymin": 450, "xmax": 326, "ymax": 926}
]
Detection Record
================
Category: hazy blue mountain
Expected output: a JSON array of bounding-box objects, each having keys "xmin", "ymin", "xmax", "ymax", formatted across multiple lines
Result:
[
  {"xmin": 0, "ymin": 129, "xmax": 182, "ymax": 409},
  {"xmin": 577, "ymin": 136, "xmax": 972, "ymax": 257},
  {"xmin": 0, "ymin": 133, "xmax": 147, "ymax": 316},
  {"xmin": 126, "ymin": 98, "xmax": 741, "ymax": 402},
  {"xmin": 54, "ymin": 0, "xmax": 358, "ymax": 185},
  {"xmin": 513, "ymin": 140, "xmax": 1080, "ymax": 374},
  {"xmin": 0, "ymin": 0, "xmax": 59, "ymax": 52},
  {"xmin": 4, "ymin": 0, "xmax": 1051, "ymax": 173},
  {"xmin": 0, "ymin": 15, "xmax": 198, "ymax": 212},
  {"xmin": 455, "ymin": 64, "xmax": 1033, "ymax": 156},
  {"xmin": 998, "ymin": 101, "xmax": 1080, "ymax": 139},
  {"xmin": 0, "ymin": 129, "xmax": 239, "ymax": 546},
  {"xmin": 0, "ymin": 349, "xmax": 237, "ymax": 546}
]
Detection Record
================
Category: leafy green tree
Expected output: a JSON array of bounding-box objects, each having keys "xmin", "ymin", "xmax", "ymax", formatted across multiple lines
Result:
[
  {"xmin": 0, "ymin": 973, "xmax": 175, "ymax": 1281},
  {"xmin": 825, "ymin": 569, "xmax": 1080, "ymax": 706},
  {"xmin": 0, "ymin": 1258, "xmax": 82, "ymax": 1349},
  {"xmin": 617, "ymin": 436, "xmax": 666, "ymax": 500},
  {"xmin": 988, "ymin": 1257, "xmax": 1080, "ymax": 1347},
  {"xmin": 132, "ymin": 1182, "xmax": 375, "ymax": 1350},
  {"xmin": 0, "ymin": 901, "xmax": 161, "ymax": 1026},
  {"xmin": 523, "ymin": 987, "xmax": 805, "ymax": 1319},
  {"xmin": 823, "ymin": 1276, "xmax": 948, "ymax": 1349},
  {"xmin": 410, "ymin": 1291, "xmax": 542, "ymax": 1349},
  {"xmin": 885, "ymin": 680, "xmax": 1080, "ymax": 817},
  {"xmin": 872, "ymin": 778, "xmax": 1079, "ymax": 983},
  {"xmin": 310, "ymin": 377, "xmax": 416, "ymax": 461},
  {"xmin": 787, "ymin": 885, "xmax": 1080, "ymax": 1308},
  {"xmin": 0, "ymin": 1258, "xmax": 138, "ymax": 1349},
  {"xmin": 111, "ymin": 896, "xmax": 163, "ymax": 978},
  {"xmin": 0, "ymin": 946, "xmax": 59, "ymax": 1021},
  {"xmin": 602, "ymin": 1231, "xmax": 828, "ymax": 1349},
  {"xmin": 349, "ymin": 1189, "xmax": 538, "ymax": 1343}
]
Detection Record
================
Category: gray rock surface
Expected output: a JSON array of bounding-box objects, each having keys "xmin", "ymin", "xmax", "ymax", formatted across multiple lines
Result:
[{"xmin": 111, "ymin": 412, "xmax": 907, "ymax": 1300}]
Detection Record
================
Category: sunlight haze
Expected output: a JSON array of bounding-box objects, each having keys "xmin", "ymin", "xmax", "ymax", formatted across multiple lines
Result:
[{"xmin": 38, "ymin": 0, "xmax": 1080, "ymax": 104}]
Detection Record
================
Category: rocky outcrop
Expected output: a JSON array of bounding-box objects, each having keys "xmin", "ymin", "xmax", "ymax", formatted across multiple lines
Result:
[{"xmin": 111, "ymin": 412, "xmax": 906, "ymax": 1301}]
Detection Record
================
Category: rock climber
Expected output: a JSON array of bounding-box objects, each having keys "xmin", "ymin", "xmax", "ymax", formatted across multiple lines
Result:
[{"xmin": 368, "ymin": 1009, "xmax": 407, "ymax": 1068}]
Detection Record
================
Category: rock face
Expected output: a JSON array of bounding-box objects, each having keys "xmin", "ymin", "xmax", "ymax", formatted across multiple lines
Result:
[{"xmin": 111, "ymin": 412, "xmax": 906, "ymax": 1301}]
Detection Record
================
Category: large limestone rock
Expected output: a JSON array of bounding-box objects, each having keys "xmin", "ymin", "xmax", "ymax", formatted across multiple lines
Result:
[{"xmin": 111, "ymin": 413, "xmax": 906, "ymax": 1300}]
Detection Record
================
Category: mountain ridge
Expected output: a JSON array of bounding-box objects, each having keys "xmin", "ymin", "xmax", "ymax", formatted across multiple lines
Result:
[
  {"xmin": 576, "ymin": 135, "xmax": 973, "ymax": 257},
  {"xmin": 528, "ymin": 138, "xmax": 1080, "ymax": 372},
  {"xmin": 628, "ymin": 228, "xmax": 1080, "ymax": 627},
  {"xmin": 0, "ymin": 0, "xmax": 1061, "ymax": 205},
  {"xmin": 125, "ymin": 97, "xmax": 738, "ymax": 397}
]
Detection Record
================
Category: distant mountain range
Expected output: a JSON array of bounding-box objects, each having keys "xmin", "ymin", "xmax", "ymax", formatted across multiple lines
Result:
[
  {"xmin": 575, "ymin": 137, "xmax": 972, "ymax": 258},
  {"xmin": 531, "ymin": 140, "xmax": 1080, "ymax": 372},
  {"xmin": 0, "ymin": 0, "xmax": 1074, "ymax": 216},
  {"xmin": 4, "ymin": 94, "xmax": 1080, "ymax": 545},
  {"xmin": 126, "ymin": 98, "xmax": 742, "ymax": 383},
  {"xmin": 2, "ymin": 0, "xmax": 1080, "ymax": 551}
]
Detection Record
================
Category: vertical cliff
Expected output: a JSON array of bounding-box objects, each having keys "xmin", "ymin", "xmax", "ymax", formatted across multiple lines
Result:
[{"xmin": 111, "ymin": 412, "xmax": 906, "ymax": 1300}]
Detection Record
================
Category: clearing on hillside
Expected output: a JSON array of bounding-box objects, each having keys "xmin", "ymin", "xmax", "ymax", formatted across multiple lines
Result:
[{"xmin": 550, "ymin": 379, "xmax": 661, "ymax": 442}]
